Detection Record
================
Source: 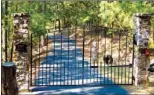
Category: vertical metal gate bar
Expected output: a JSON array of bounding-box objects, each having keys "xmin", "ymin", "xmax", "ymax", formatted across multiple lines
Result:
[
  {"xmin": 31, "ymin": 34, "xmax": 33, "ymax": 86},
  {"xmin": 100, "ymin": 27, "xmax": 102, "ymax": 85},
  {"xmin": 73, "ymin": 23, "xmax": 75, "ymax": 85},
  {"xmin": 71, "ymin": 28, "xmax": 73, "ymax": 85},
  {"xmin": 97, "ymin": 26, "xmax": 99, "ymax": 84},
  {"xmin": 35, "ymin": 35, "xmax": 37, "ymax": 85},
  {"xmin": 106, "ymin": 31, "xmax": 109, "ymax": 85},
  {"xmin": 46, "ymin": 33, "xmax": 48, "ymax": 85},
  {"xmin": 86, "ymin": 24, "xmax": 88, "ymax": 84},
  {"xmin": 82, "ymin": 25, "xmax": 85, "ymax": 85},
  {"xmin": 125, "ymin": 32, "xmax": 128, "ymax": 84},
  {"xmin": 54, "ymin": 1, "xmax": 57, "ymax": 85},
  {"xmin": 90, "ymin": 22, "xmax": 92, "ymax": 84},
  {"xmin": 127, "ymin": 34, "xmax": 130, "ymax": 84},
  {"xmin": 131, "ymin": 33, "xmax": 135, "ymax": 85},
  {"xmin": 64, "ymin": 61, "xmax": 65, "ymax": 85},
  {"xmin": 113, "ymin": 32, "xmax": 116, "ymax": 84},
  {"xmin": 32, "ymin": 39, "xmax": 36, "ymax": 85},
  {"xmin": 53, "ymin": 20, "xmax": 56, "ymax": 86},
  {"xmin": 105, "ymin": 32, "xmax": 108, "ymax": 85},
  {"xmin": 38, "ymin": 36, "xmax": 42, "ymax": 85},
  {"xmin": 35, "ymin": 36, "xmax": 37, "ymax": 85},
  {"xmin": 69, "ymin": 27, "xmax": 72, "ymax": 85},
  {"xmin": 85, "ymin": 24, "xmax": 87, "ymax": 85},
  {"xmin": 87, "ymin": 22, "xmax": 90, "ymax": 84},
  {"xmin": 43, "ymin": 2, "xmax": 47, "ymax": 85},
  {"xmin": 69, "ymin": 27, "xmax": 71, "ymax": 85},
  {"xmin": 96, "ymin": 25, "xmax": 98, "ymax": 84},
  {"xmin": 51, "ymin": 21, "xmax": 53, "ymax": 86},
  {"xmin": 57, "ymin": 24, "xmax": 59, "ymax": 86},
  {"xmin": 63, "ymin": 25, "xmax": 65, "ymax": 86},
  {"xmin": 78, "ymin": 61, "xmax": 79, "ymax": 85},
  {"xmin": 67, "ymin": 26, "xmax": 69, "ymax": 85},
  {"xmin": 60, "ymin": 19, "xmax": 62, "ymax": 86},
  {"xmin": 75, "ymin": 20, "xmax": 77, "ymax": 85},
  {"xmin": 93, "ymin": 28, "xmax": 96, "ymax": 83},
  {"xmin": 43, "ymin": 33, "xmax": 49, "ymax": 85},
  {"xmin": 119, "ymin": 30, "xmax": 123, "ymax": 84},
  {"xmin": 78, "ymin": 26, "xmax": 79, "ymax": 85},
  {"xmin": 111, "ymin": 32, "xmax": 113, "ymax": 84},
  {"xmin": 47, "ymin": 33, "xmax": 49, "ymax": 85},
  {"xmin": 120, "ymin": 31, "xmax": 122, "ymax": 84},
  {"xmin": 128, "ymin": 33, "xmax": 130, "ymax": 84},
  {"xmin": 99, "ymin": 27, "xmax": 101, "ymax": 84},
  {"xmin": 87, "ymin": 21, "xmax": 91, "ymax": 83},
  {"xmin": 104, "ymin": 29, "xmax": 106, "ymax": 85},
  {"xmin": 117, "ymin": 31, "xmax": 120, "ymax": 84},
  {"xmin": 108, "ymin": 33, "xmax": 111, "ymax": 85},
  {"xmin": 121, "ymin": 31, "xmax": 124, "ymax": 84}
]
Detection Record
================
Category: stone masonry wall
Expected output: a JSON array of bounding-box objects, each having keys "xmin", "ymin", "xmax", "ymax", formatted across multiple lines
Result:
[
  {"xmin": 133, "ymin": 13, "xmax": 151, "ymax": 86},
  {"xmin": 12, "ymin": 13, "xmax": 30, "ymax": 89}
]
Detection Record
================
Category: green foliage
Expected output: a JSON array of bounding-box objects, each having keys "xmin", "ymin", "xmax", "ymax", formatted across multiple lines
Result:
[
  {"xmin": 30, "ymin": 13, "xmax": 47, "ymax": 36},
  {"xmin": 99, "ymin": 1, "xmax": 154, "ymax": 29},
  {"xmin": 2, "ymin": 1, "xmax": 154, "ymax": 45},
  {"xmin": 3, "ymin": 1, "xmax": 154, "ymax": 30},
  {"xmin": 2, "ymin": 1, "xmax": 154, "ymax": 62}
]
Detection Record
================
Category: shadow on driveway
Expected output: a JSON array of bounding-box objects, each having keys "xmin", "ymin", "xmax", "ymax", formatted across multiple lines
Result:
[{"xmin": 32, "ymin": 34, "xmax": 129, "ymax": 95}]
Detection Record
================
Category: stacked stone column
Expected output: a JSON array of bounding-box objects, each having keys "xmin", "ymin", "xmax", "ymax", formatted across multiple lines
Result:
[
  {"xmin": 133, "ymin": 13, "xmax": 151, "ymax": 86},
  {"xmin": 12, "ymin": 13, "xmax": 30, "ymax": 88}
]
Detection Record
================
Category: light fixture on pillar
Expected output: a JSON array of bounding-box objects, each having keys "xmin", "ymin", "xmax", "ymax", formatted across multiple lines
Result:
[
  {"xmin": 15, "ymin": 42, "xmax": 27, "ymax": 53},
  {"xmin": 145, "ymin": 49, "xmax": 150, "ymax": 56}
]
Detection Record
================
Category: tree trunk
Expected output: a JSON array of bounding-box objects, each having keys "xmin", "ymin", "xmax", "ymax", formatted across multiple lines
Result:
[
  {"xmin": 4, "ymin": 1, "xmax": 8, "ymax": 62},
  {"xmin": 2, "ymin": 62, "xmax": 18, "ymax": 95}
]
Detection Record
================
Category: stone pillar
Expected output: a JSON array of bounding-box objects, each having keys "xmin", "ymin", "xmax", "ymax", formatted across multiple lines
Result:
[
  {"xmin": 133, "ymin": 13, "xmax": 151, "ymax": 86},
  {"xmin": 12, "ymin": 13, "xmax": 30, "ymax": 90}
]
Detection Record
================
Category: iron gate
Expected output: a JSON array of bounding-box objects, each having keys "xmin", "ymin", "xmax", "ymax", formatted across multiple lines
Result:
[{"xmin": 30, "ymin": 22, "xmax": 134, "ymax": 86}]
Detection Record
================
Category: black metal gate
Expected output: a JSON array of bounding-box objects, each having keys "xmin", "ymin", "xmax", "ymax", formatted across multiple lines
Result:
[{"xmin": 30, "ymin": 22, "xmax": 134, "ymax": 86}]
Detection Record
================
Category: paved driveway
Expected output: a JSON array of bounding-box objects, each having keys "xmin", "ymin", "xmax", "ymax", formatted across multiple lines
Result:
[{"xmin": 32, "ymin": 34, "xmax": 129, "ymax": 94}]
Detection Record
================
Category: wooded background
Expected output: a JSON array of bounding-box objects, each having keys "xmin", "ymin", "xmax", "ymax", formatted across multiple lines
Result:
[{"xmin": 1, "ymin": 1, "xmax": 154, "ymax": 62}]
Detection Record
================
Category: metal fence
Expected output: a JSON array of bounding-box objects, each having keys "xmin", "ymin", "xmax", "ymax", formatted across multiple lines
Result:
[{"xmin": 30, "ymin": 22, "xmax": 134, "ymax": 86}]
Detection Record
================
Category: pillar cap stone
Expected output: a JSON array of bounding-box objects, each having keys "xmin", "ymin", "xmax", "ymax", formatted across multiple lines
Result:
[
  {"xmin": 12, "ymin": 13, "xmax": 30, "ymax": 17},
  {"xmin": 134, "ymin": 13, "xmax": 152, "ymax": 19},
  {"xmin": 2, "ymin": 62, "xmax": 16, "ymax": 67}
]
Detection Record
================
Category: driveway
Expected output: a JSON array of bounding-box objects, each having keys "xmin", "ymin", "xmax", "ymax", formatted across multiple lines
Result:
[{"xmin": 31, "ymin": 34, "xmax": 129, "ymax": 95}]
